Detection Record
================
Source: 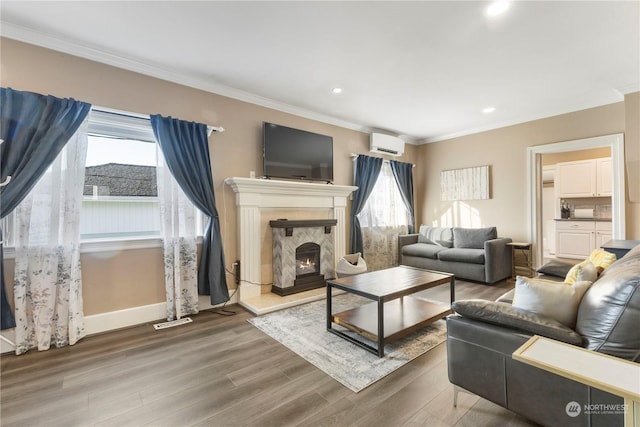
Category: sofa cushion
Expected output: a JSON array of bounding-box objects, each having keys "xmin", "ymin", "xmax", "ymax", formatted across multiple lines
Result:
[
  {"xmin": 576, "ymin": 257, "xmax": 640, "ymax": 361},
  {"xmin": 401, "ymin": 243, "xmax": 447, "ymax": 259},
  {"xmin": 453, "ymin": 227, "xmax": 497, "ymax": 249},
  {"xmin": 417, "ymin": 225, "xmax": 454, "ymax": 247},
  {"xmin": 512, "ymin": 276, "xmax": 591, "ymax": 329},
  {"xmin": 437, "ymin": 248, "xmax": 485, "ymax": 264},
  {"xmin": 451, "ymin": 299, "xmax": 583, "ymax": 345}
]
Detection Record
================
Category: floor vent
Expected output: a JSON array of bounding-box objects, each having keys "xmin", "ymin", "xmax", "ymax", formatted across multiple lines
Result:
[{"xmin": 153, "ymin": 317, "xmax": 193, "ymax": 330}]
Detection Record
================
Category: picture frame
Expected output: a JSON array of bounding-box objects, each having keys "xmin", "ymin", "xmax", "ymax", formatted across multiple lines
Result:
[{"xmin": 440, "ymin": 165, "xmax": 491, "ymax": 201}]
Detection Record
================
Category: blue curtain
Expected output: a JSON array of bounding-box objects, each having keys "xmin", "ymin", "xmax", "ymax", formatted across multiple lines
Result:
[
  {"xmin": 150, "ymin": 115, "xmax": 229, "ymax": 305},
  {"xmin": 0, "ymin": 87, "xmax": 91, "ymax": 330},
  {"xmin": 390, "ymin": 160, "xmax": 416, "ymax": 234},
  {"xmin": 350, "ymin": 155, "xmax": 383, "ymax": 254}
]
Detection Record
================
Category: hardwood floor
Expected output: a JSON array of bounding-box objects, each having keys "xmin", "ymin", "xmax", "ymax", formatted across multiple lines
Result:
[{"xmin": 1, "ymin": 279, "xmax": 538, "ymax": 427}]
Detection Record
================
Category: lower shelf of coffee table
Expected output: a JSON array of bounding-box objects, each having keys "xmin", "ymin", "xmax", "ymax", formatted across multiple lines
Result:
[{"xmin": 331, "ymin": 296, "xmax": 451, "ymax": 342}]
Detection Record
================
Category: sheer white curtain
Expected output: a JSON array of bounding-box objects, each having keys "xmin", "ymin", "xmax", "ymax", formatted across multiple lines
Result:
[
  {"xmin": 12, "ymin": 120, "xmax": 88, "ymax": 355},
  {"xmin": 357, "ymin": 162, "xmax": 409, "ymax": 271},
  {"xmin": 156, "ymin": 149, "xmax": 199, "ymax": 321}
]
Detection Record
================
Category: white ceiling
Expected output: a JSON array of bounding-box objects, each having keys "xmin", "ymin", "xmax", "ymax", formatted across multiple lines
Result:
[{"xmin": 1, "ymin": 1, "xmax": 638, "ymax": 143}]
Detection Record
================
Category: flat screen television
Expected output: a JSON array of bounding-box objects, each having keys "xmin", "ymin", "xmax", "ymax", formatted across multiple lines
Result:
[{"xmin": 263, "ymin": 122, "xmax": 333, "ymax": 182}]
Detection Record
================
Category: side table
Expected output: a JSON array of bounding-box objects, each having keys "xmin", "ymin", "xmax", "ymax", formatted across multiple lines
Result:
[
  {"xmin": 513, "ymin": 335, "xmax": 640, "ymax": 426},
  {"xmin": 507, "ymin": 242, "xmax": 533, "ymax": 280},
  {"xmin": 601, "ymin": 240, "xmax": 640, "ymax": 260}
]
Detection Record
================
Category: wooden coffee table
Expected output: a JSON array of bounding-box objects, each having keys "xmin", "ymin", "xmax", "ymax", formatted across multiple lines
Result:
[{"xmin": 326, "ymin": 266, "xmax": 455, "ymax": 357}]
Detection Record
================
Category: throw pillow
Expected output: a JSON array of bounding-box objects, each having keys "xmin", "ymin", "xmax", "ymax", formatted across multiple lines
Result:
[
  {"xmin": 512, "ymin": 276, "xmax": 592, "ymax": 328},
  {"xmin": 565, "ymin": 249, "xmax": 617, "ymax": 284},
  {"xmin": 577, "ymin": 260, "xmax": 599, "ymax": 282},
  {"xmin": 536, "ymin": 259, "xmax": 575, "ymax": 278}
]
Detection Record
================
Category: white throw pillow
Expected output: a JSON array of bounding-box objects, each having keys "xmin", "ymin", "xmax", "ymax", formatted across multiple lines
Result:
[
  {"xmin": 576, "ymin": 260, "xmax": 599, "ymax": 282},
  {"xmin": 512, "ymin": 277, "xmax": 592, "ymax": 329}
]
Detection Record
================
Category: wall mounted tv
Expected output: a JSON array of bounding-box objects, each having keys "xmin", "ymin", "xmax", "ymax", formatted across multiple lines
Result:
[{"xmin": 263, "ymin": 122, "xmax": 334, "ymax": 182}]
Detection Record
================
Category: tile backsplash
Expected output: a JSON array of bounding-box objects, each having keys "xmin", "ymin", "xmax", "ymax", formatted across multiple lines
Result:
[{"xmin": 560, "ymin": 197, "xmax": 612, "ymax": 219}]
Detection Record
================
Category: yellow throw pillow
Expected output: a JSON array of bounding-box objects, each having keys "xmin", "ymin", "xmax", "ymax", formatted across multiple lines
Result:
[
  {"xmin": 564, "ymin": 249, "xmax": 616, "ymax": 285},
  {"xmin": 512, "ymin": 276, "xmax": 592, "ymax": 328},
  {"xmin": 588, "ymin": 248, "xmax": 616, "ymax": 270}
]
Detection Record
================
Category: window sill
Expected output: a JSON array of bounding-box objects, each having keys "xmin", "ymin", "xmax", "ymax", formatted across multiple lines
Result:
[
  {"xmin": 80, "ymin": 237, "xmax": 164, "ymax": 253},
  {"xmin": 2, "ymin": 236, "xmax": 203, "ymax": 259}
]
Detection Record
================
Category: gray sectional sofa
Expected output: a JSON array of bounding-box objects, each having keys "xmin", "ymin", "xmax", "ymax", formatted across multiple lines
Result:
[
  {"xmin": 446, "ymin": 243, "xmax": 640, "ymax": 427},
  {"xmin": 398, "ymin": 225, "xmax": 512, "ymax": 283}
]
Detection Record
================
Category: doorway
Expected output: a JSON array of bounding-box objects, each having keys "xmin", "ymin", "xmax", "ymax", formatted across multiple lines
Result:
[{"xmin": 527, "ymin": 134, "xmax": 626, "ymax": 267}]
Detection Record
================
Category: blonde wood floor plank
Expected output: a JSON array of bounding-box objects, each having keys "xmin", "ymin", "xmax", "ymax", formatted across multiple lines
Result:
[{"xmin": 1, "ymin": 279, "xmax": 540, "ymax": 427}]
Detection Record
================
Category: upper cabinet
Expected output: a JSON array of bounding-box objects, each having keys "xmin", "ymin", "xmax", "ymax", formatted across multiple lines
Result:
[
  {"xmin": 557, "ymin": 157, "xmax": 611, "ymax": 198},
  {"xmin": 596, "ymin": 157, "xmax": 612, "ymax": 197}
]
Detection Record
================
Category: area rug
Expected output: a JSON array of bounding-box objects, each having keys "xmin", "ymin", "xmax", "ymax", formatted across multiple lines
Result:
[{"xmin": 248, "ymin": 293, "xmax": 447, "ymax": 392}]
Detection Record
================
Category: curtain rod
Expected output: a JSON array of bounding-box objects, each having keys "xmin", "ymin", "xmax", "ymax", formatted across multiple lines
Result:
[
  {"xmin": 350, "ymin": 153, "xmax": 415, "ymax": 167},
  {"xmin": 95, "ymin": 106, "xmax": 224, "ymax": 135}
]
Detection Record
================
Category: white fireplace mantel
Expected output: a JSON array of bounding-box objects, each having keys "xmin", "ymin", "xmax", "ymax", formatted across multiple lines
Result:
[{"xmin": 224, "ymin": 177, "xmax": 357, "ymax": 314}]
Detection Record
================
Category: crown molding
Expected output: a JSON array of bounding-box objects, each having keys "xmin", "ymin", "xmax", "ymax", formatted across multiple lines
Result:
[
  {"xmin": 418, "ymin": 93, "xmax": 629, "ymax": 144},
  {"xmin": 1, "ymin": 22, "xmax": 371, "ymax": 135},
  {"xmin": 3, "ymin": 22, "xmax": 636, "ymax": 146}
]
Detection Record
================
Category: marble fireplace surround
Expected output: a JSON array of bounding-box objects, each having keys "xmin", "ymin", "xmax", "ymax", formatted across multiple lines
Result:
[
  {"xmin": 224, "ymin": 177, "xmax": 358, "ymax": 315},
  {"xmin": 270, "ymin": 219, "xmax": 337, "ymax": 296}
]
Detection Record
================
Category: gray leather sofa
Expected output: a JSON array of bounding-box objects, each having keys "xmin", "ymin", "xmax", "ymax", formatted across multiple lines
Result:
[
  {"xmin": 398, "ymin": 225, "xmax": 512, "ymax": 283},
  {"xmin": 446, "ymin": 244, "xmax": 640, "ymax": 427}
]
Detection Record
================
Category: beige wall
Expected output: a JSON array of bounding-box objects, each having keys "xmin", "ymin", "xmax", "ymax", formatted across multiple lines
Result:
[
  {"xmin": 1, "ymin": 37, "xmax": 638, "ymax": 320},
  {"xmin": 624, "ymin": 92, "xmax": 640, "ymax": 238},
  {"xmin": 542, "ymin": 147, "xmax": 610, "ymax": 165},
  {"xmin": 0, "ymin": 38, "xmax": 416, "ymax": 316},
  {"xmin": 417, "ymin": 101, "xmax": 639, "ymax": 243}
]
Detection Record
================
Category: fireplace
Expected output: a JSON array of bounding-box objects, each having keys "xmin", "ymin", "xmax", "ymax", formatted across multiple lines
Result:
[
  {"xmin": 270, "ymin": 219, "xmax": 337, "ymax": 296},
  {"xmin": 224, "ymin": 177, "xmax": 357, "ymax": 314}
]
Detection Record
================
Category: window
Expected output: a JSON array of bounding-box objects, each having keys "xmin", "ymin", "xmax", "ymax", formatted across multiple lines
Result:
[
  {"xmin": 358, "ymin": 162, "xmax": 409, "ymax": 228},
  {"xmin": 357, "ymin": 162, "xmax": 409, "ymax": 270},
  {"xmin": 82, "ymin": 135, "xmax": 160, "ymax": 239},
  {"xmin": 1, "ymin": 108, "xmax": 204, "ymax": 249}
]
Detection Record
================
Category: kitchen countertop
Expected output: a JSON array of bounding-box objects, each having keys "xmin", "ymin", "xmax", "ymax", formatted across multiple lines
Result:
[{"xmin": 554, "ymin": 218, "xmax": 611, "ymax": 222}]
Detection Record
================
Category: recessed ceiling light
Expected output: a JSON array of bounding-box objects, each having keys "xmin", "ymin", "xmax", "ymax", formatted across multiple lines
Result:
[
  {"xmin": 332, "ymin": 87, "xmax": 343, "ymax": 94},
  {"xmin": 486, "ymin": 0, "xmax": 510, "ymax": 17},
  {"xmin": 482, "ymin": 106, "xmax": 496, "ymax": 114}
]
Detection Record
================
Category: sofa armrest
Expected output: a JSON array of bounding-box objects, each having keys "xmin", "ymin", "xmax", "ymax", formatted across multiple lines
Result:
[
  {"xmin": 397, "ymin": 233, "xmax": 419, "ymax": 264},
  {"xmin": 451, "ymin": 299, "xmax": 583, "ymax": 345},
  {"xmin": 484, "ymin": 237, "xmax": 512, "ymax": 283}
]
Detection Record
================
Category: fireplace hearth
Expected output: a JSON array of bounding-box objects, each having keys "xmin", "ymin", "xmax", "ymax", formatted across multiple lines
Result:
[{"xmin": 270, "ymin": 219, "xmax": 337, "ymax": 296}]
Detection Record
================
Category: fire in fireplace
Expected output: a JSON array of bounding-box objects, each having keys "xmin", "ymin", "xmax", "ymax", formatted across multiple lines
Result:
[
  {"xmin": 296, "ymin": 242, "xmax": 320, "ymax": 277},
  {"xmin": 269, "ymin": 218, "xmax": 337, "ymax": 296},
  {"xmin": 293, "ymin": 242, "xmax": 325, "ymax": 289}
]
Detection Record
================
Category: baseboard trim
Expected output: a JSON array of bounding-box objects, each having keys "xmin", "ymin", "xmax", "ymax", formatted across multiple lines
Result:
[
  {"xmin": 84, "ymin": 293, "xmax": 237, "ymax": 335},
  {"xmin": 0, "ymin": 292, "xmax": 239, "ymax": 354},
  {"xmin": 84, "ymin": 302, "xmax": 167, "ymax": 335}
]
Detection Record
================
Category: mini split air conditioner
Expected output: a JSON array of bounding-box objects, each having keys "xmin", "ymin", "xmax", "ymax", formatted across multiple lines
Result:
[{"xmin": 370, "ymin": 133, "xmax": 405, "ymax": 156}]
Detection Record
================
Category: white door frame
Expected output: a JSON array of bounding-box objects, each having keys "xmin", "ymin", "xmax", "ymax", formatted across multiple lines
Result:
[{"xmin": 527, "ymin": 134, "xmax": 626, "ymax": 266}]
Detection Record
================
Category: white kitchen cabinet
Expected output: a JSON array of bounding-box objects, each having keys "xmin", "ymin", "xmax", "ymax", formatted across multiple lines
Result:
[
  {"xmin": 596, "ymin": 158, "xmax": 612, "ymax": 196},
  {"xmin": 555, "ymin": 220, "xmax": 612, "ymax": 259},
  {"xmin": 595, "ymin": 221, "xmax": 612, "ymax": 249},
  {"xmin": 556, "ymin": 221, "xmax": 594, "ymax": 259},
  {"xmin": 557, "ymin": 157, "xmax": 611, "ymax": 198}
]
